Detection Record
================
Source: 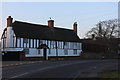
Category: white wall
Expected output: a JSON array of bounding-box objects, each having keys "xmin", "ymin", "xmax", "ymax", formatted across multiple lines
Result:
[
  {"xmin": 25, "ymin": 48, "xmax": 43, "ymax": 57},
  {"xmin": 26, "ymin": 48, "xmax": 82, "ymax": 58},
  {"xmin": 1, "ymin": 48, "xmax": 23, "ymax": 52},
  {"xmin": 48, "ymin": 49, "xmax": 56, "ymax": 56},
  {"xmin": 6, "ymin": 27, "xmax": 13, "ymax": 48},
  {"xmin": 0, "ymin": 40, "xmax": 1, "ymax": 49},
  {"xmin": 1, "ymin": 40, "xmax": 3, "ymax": 49}
]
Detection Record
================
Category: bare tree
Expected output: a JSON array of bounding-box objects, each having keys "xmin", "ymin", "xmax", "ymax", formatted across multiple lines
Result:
[{"xmin": 86, "ymin": 19, "xmax": 120, "ymax": 39}]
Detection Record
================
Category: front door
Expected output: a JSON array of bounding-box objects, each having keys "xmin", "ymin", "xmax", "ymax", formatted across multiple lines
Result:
[
  {"xmin": 43, "ymin": 48, "xmax": 47, "ymax": 60},
  {"xmin": 37, "ymin": 44, "xmax": 49, "ymax": 60}
]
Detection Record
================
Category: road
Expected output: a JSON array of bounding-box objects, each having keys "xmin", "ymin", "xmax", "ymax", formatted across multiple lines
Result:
[{"xmin": 2, "ymin": 59, "xmax": 118, "ymax": 80}]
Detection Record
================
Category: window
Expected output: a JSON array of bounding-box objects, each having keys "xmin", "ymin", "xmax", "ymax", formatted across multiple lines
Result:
[
  {"xmin": 38, "ymin": 39, "xmax": 40, "ymax": 45},
  {"xmin": 55, "ymin": 41, "xmax": 57, "ymax": 49},
  {"xmin": 17, "ymin": 38, "xmax": 21, "ymax": 48},
  {"xmin": 61, "ymin": 42, "xmax": 63, "ymax": 49},
  {"xmin": 36, "ymin": 40, "xmax": 39, "ymax": 48},
  {"xmin": 30, "ymin": 39, "xmax": 33, "ymax": 48},
  {"xmin": 73, "ymin": 49, "xmax": 77, "ymax": 54},
  {"xmin": 49, "ymin": 49, "xmax": 51, "ymax": 54},
  {"xmin": 34, "ymin": 39, "xmax": 36, "ymax": 48},
  {"xmin": 64, "ymin": 49, "xmax": 68, "ymax": 55},
  {"xmin": 40, "ymin": 40, "xmax": 43, "ymax": 44},
  {"xmin": 68, "ymin": 42, "xmax": 70, "ymax": 49},
  {"xmin": 58, "ymin": 41, "xmax": 60, "ymax": 49},
  {"xmin": 23, "ymin": 38, "xmax": 28, "ymax": 43},
  {"xmin": 51, "ymin": 41, "xmax": 54, "ymax": 48},
  {"xmin": 47, "ymin": 40, "xmax": 50, "ymax": 48},
  {"xmin": 47, "ymin": 40, "xmax": 49, "ymax": 47},
  {"xmin": 78, "ymin": 43, "xmax": 81, "ymax": 50},
  {"xmin": 69, "ymin": 42, "xmax": 72, "ymax": 49},
  {"xmin": 75, "ymin": 42, "xmax": 77, "ymax": 46},
  {"xmin": 38, "ymin": 49, "xmax": 40, "ymax": 54},
  {"xmin": 32, "ymin": 39, "xmax": 34, "ymax": 48},
  {"xmin": 63, "ymin": 42, "xmax": 67, "ymax": 49},
  {"xmin": 29, "ymin": 39, "xmax": 31, "ymax": 48},
  {"xmin": 77, "ymin": 43, "xmax": 79, "ymax": 49},
  {"xmin": 35, "ymin": 39, "xmax": 37, "ymax": 48},
  {"xmin": 64, "ymin": 42, "xmax": 67, "ymax": 46}
]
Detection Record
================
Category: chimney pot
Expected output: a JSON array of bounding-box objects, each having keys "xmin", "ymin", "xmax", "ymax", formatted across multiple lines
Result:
[{"xmin": 7, "ymin": 16, "xmax": 13, "ymax": 27}]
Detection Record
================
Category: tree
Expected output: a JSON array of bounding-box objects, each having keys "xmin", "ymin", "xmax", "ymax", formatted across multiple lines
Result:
[
  {"xmin": 86, "ymin": 19, "xmax": 120, "ymax": 39},
  {"xmin": 85, "ymin": 19, "xmax": 120, "ymax": 56}
]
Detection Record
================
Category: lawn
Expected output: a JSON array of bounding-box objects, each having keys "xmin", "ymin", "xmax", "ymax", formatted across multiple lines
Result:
[{"xmin": 102, "ymin": 70, "xmax": 120, "ymax": 79}]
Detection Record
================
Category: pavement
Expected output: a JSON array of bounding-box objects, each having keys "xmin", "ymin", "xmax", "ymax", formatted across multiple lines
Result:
[{"xmin": 2, "ymin": 61, "xmax": 44, "ymax": 67}]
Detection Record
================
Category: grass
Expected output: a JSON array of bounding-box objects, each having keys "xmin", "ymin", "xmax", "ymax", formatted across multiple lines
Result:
[{"xmin": 102, "ymin": 70, "xmax": 120, "ymax": 79}]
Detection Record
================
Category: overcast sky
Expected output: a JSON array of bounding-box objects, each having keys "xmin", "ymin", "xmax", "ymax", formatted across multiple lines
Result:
[{"xmin": 0, "ymin": 2, "xmax": 117, "ymax": 38}]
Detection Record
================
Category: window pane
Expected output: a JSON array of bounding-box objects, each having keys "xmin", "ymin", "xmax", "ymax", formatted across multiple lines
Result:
[
  {"xmin": 64, "ymin": 49, "xmax": 68, "ymax": 55},
  {"xmin": 73, "ymin": 49, "xmax": 77, "ymax": 54}
]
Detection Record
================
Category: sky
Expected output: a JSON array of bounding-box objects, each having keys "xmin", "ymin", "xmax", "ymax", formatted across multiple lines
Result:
[{"xmin": 0, "ymin": 1, "xmax": 118, "ymax": 38}]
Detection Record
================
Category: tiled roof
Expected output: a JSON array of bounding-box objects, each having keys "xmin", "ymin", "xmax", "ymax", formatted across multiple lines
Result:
[{"xmin": 12, "ymin": 21, "xmax": 80, "ymax": 42}]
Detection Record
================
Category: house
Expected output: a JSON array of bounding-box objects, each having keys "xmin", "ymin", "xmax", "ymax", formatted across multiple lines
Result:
[{"xmin": 1, "ymin": 16, "xmax": 82, "ymax": 61}]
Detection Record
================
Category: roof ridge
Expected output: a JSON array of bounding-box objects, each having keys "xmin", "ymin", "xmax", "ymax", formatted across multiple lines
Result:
[
  {"xmin": 14, "ymin": 20, "xmax": 48, "ymax": 27},
  {"xmin": 54, "ymin": 27, "xmax": 73, "ymax": 31},
  {"xmin": 14, "ymin": 20, "xmax": 74, "ymax": 31}
]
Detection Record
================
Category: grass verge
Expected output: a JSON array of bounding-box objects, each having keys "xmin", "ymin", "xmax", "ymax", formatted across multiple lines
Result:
[{"xmin": 101, "ymin": 70, "xmax": 120, "ymax": 79}]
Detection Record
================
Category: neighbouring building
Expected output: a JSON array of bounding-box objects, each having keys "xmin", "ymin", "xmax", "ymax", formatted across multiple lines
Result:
[
  {"xmin": 81, "ymin": 35, "xmax": 120, "ymax": 59},
  {"xmin": 1, "ymin": 16, "xmax": 82, "ymax": 61}
]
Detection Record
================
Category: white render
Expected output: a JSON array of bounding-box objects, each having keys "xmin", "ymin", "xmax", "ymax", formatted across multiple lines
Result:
[
  {"xmin": 25, "ymin": 48, "xmax": 82, "ymax": 57},
  {"xmin": 6, "ymin": 27, "xmax": 14, "ymax": 48},
  {"xmin": 1, "ymin": 48, "xmax": 23, "ymax": 52}
]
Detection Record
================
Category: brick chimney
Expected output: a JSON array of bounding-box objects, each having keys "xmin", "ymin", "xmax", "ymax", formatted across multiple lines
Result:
[
  {"xmin": 7, "ymin": 16, "xmax": 13, "ymax": 27},
  {"xmin": 48, "ymin": 19, "xmax": 54, "ymax": 27},
  {"xmin": 6, "ymin": 16, "xmax": 13, "ymax": 48},
  {"xmin": 73, "ymin": 22, "xmax": 77, "ymax": 34}
]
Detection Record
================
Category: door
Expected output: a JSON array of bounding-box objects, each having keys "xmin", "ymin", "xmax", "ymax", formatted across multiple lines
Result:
[{"xmin": 43, "ymin": 48, "xmax": 47, "ymax": 60}]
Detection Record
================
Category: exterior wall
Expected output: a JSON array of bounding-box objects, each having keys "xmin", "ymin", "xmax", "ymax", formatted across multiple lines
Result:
[
  {"xmin": 25, "ymin": 48, "xmax": 82, "ymax": 57},
  {"xmin": 0, "ymin": 41, "xmax": 1, "ymax": 48},
  {"xmin": 1, "ymin": 27, "xmax": 16, "ymax": 49},
  {"xmin": 1, "ymin": 28, "xmax": 82, "ymax": 60},
  {"xmin": 2, "ymin": 37, "xmax": 82, "ymax": 57},
  {"xmin": 6, "ymin": 27, "xmax": 14, "ymax": 48},
  {"xmin": 48, "ymin": 49, "xmax": 56, "ymax": 56},
  {"xmin": 1, "ymin": 48, "xmax": 23, "ymax": 52},
  {"xmin": 1, "ymin": 30, "xmax": 7, "ymax": 48},
  {"xmin": 25, "ymin": 48, "xmax": 43, "ymax": 57}
]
